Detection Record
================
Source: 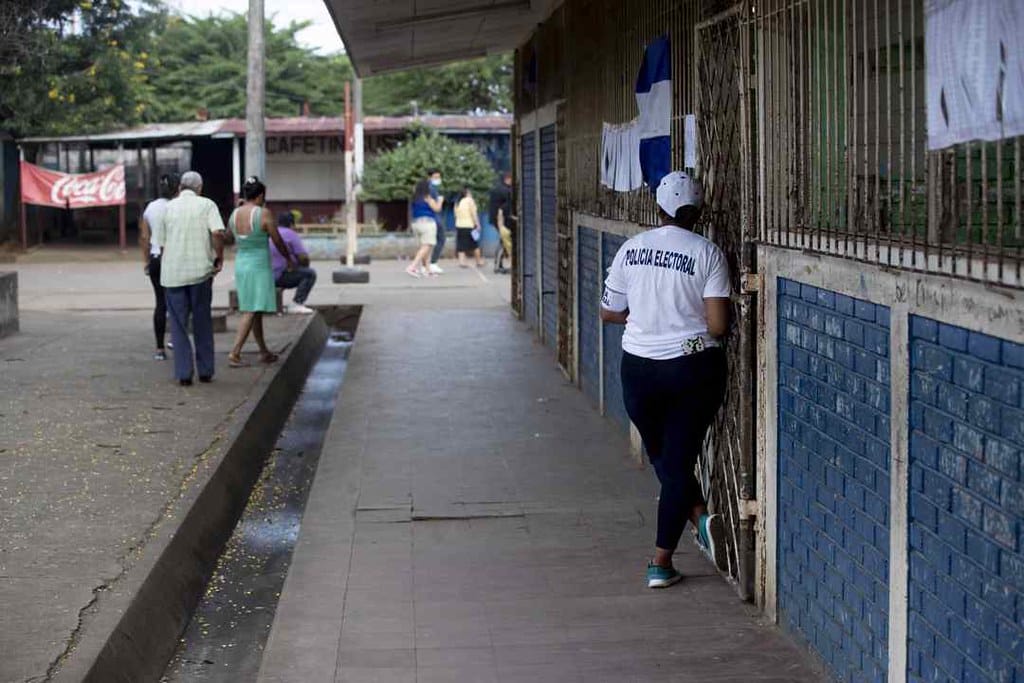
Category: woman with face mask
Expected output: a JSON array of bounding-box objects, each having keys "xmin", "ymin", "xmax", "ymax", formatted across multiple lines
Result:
[{"xmin": 426, "ymin": 169, "xmax": 447, "ymax": 274}]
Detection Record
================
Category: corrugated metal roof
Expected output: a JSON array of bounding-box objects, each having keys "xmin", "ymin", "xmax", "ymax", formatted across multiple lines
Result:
[
  {"xmin": 18, "ymin": 120, "xmax": 229, "ymax": 144},
  {"xmin": 217, "ymin": 116, "xmax": 345, "ymax": 136},
  {"xmin": 365, "ymin": 115, "xmax": 512, "ymax": 133},
  {"xmin": 18, "ymin": 115, "xmax": 512, "ymax": 144}
]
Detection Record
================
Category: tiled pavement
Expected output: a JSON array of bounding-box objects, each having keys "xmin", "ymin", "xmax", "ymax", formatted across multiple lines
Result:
[{"xmin": 257, "ymin": 266, "xmax": 826, "ymax": 683}]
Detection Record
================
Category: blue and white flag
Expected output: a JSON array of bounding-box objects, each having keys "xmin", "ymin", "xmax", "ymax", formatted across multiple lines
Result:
[{"xmin": 635, "ymin": 36, "xmax": 672, "ymax": 192}]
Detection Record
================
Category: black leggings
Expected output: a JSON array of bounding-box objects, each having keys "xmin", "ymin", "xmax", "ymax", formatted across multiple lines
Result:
[
  {"xmin": 148, "ymin": 255, "xmax": 167, "ymax": 349},
  {"xmin": 621, "ymin": 348, "xmax": 727, "ymax": 551}
]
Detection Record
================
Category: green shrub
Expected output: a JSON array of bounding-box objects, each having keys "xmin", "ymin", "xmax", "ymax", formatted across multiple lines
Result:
[{"xmin": 360, "ymin": 124, "xmax": 497, "ymax": 210}]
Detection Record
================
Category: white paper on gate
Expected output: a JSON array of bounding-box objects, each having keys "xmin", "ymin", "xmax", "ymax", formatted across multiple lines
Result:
[
  {"xmin": 600, "ymin": 123, "xmax": 615, "ymax": 189},
  {"xmin": 925, "ymin": 0, "xmax": 1024, "ymax": 150},
  {"xmin": 684, "ymin": 114, "xmax": 697, "ymax": 169}
]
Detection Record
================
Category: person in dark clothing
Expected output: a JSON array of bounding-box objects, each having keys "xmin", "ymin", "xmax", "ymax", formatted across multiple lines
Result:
[
  {"xmin": 489, "ymin": 172, "xmax": 513, "ymax": 274},
  {"xmin": 139, "ymin": 173, "xmax": 180, "ymax": 361}
]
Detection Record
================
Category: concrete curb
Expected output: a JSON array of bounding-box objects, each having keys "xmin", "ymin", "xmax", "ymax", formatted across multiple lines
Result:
[{"xmin": 54, "ymin": 314, "xmax": 330, "ymax": 683}]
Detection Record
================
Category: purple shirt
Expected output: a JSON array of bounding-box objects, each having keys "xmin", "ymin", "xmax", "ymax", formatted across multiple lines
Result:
[{"xmin": 270, "ymin": 227, "xmax": 308, "ymax": 280}]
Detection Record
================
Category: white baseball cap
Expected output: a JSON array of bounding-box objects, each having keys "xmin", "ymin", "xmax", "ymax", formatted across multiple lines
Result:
[{"xmin": 655, "ymin": 171, "xmax": 704, "ymax": 216}]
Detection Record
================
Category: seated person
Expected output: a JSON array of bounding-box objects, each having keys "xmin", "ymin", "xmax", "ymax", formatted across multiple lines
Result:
[{"xmin": 270, "ymin": 211, "xmax": 317, "ymax": 314}]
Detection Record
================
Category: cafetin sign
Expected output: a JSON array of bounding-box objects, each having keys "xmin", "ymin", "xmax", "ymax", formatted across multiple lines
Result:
[
  {"xmin": 18, "ymin": 161, "xmax": 128, "ymax": 249},
  {"xmin": 20, "ymin": 161, "xmax": 127, "ymax": 209},
  {"xmin": 266, "ymin": 136, "xmax": 344, "ymax": 156}
]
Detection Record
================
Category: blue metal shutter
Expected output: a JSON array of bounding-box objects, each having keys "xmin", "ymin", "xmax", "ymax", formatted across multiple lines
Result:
[
  {"xmin": 577, "ymin": 227, "xmax": 601, "ymax": 406},
  {"xmin": 540, "ymin": 125, "xmax": 558, "ymax": 350},
  {"xmin": 520, "ymin": 133, "xmax": 538, "ymax": 330},
  {"xmin": 600, "ymin": 233, "xmax": 629, "ymax": 432}
]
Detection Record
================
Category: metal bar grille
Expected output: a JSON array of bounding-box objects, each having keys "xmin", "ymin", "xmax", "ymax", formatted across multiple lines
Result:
[
  {"xmin": 751, "ymin": 0, "xmax": 1023, "ymax": 288},
  {"xmin": 563, "ymin": 0, "xmax": 702, "ymax": 227},
  {"xmin": 695, "ymin": 5, "xmax": 758, "ymax": 601},
  {"xmin": 518, "ymin": 0, "xmax": 1024, "ymax": 606}
]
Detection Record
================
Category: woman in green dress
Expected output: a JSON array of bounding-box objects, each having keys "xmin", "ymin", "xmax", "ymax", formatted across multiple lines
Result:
[{"xmin": 226, "ymin": 177, "xmax": 296, "ymax": 367}]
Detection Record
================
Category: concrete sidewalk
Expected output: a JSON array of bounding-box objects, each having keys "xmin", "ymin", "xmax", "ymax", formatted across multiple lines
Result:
[
  {"xmin": 258, "ymin": 268, "xmax": 824, "ymax": 682},
  {"xmin": 10, "ymin": 258, "xmax": 343, "ymax": 312},
  {"xmin": 0, "ymin": 304, "xmax": 309, "ymax": 682}
]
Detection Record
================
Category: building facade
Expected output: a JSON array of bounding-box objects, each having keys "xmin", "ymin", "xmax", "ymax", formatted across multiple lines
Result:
[
  {"xmin": 13, "ymin": 115, "xmax": 511, "ymax": 247},
  {"xmin": 511, "ymin": 2, "xmax": 1024, "ymax": 682}
]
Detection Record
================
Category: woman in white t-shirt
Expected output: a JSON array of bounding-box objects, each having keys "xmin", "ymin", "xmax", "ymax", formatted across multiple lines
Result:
[
  {"xmin": 139, "ymin": 173, "xmax": 179, "ymax": 361},
  {"xmin": 600, "ymin": 171, "xmax": 731, "ymax": 589}
]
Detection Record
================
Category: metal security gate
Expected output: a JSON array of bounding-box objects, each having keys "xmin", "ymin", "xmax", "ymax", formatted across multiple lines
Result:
[
  {"xmin": 521, "ymin": 133, "xmax": 539, "ymax": 329},
  {"xmin": 540, "ymin": 125, "xmax": 558, "ymax": 350},
  {"xmin": 694, "ymin": 4, "xmax": 758, "ymax": 601}
]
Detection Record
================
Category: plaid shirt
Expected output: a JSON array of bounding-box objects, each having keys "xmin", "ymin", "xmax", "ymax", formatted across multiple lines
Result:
[{"xmin": 156, "ymin": 190, "xmax": 226, "ymax": 288}]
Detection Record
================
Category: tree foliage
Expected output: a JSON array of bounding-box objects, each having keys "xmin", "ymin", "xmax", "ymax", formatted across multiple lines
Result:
[
  {"xmin": 0, "ymin": 0, "xmax": 165, "ymax": 136},
  {"xmin": 360, "ymin": 124, "xmax": 497, "ymax": 207},
  {"xmin": 364, "ymin": 54, "xmax": 512, "ymax": 116},
  {"xmin": 0, "ymin": 2, "xmax": 512, "ymax": 137},
  {"xmin": 144, "ymin": 12, "xmax": 353, "ymax": 121}
]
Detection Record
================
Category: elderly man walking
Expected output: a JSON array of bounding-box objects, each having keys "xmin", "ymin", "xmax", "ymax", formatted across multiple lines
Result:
[{"xmin": 153, "ymin": 171, "xmax": 228, "ymax": 386}]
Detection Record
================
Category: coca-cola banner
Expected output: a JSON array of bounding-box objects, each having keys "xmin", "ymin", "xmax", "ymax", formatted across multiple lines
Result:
[{"xmin": 20, "ymin": 161, "xmax": 126, "ymax": 209}]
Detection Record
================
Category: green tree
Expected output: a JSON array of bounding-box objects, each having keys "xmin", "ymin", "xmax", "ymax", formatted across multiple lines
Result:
[
  {"xmin": 363, "ymin": 54, "xmax": 512, "ymax": 115},
  {"xmin": 361, "ymin": 124, "xmax": 497, "ymax": 208},
  {"xmin": 144, "ymin": 12, "xmax": 353, "ymax": 121},
  {"xmin": 0, "ymin": 0, "xmax": 164, "ymax": 136},
  {"xmin": 0, "ymin": 2, "xmax": 513, "ymax": 137}
]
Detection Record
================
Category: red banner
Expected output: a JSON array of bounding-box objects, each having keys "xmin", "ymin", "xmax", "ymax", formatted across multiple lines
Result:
[{"xmin": 20, "ymin": 161, "xmax": 126, "ymax": 209}]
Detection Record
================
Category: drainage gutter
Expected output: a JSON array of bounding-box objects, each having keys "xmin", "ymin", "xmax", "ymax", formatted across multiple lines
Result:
[{"xmin": 54, "ymin": 314, "xmax": 329, "ymax": 683}]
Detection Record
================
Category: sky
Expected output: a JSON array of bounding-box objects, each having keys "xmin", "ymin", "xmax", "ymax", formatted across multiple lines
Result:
[{"xmin": 163, "ymin": 0, "xmax": 345, "ymax": 54}]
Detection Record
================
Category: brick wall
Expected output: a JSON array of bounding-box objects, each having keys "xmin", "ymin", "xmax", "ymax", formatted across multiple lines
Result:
[
  {"xmin": 540, "ymin": 125, "xmax": 558, "ymax": 350},
  {"xmin": 601, "ymin": 233, "xmax": 629, "ymax": 432},
  {"xmin": 907, "ymin": 318, "xmax": 1024, "ymax": 683},
  {"xmin": 577, "ymin": 227, "xmax": 600, "ymax": 407},
  {"xmin": 777, "ymin": 278, "xmax": 892, "ymax": 682},
  {"xmin": 520, "ymin": 133, "xmax": 538, "ymax": 329}
]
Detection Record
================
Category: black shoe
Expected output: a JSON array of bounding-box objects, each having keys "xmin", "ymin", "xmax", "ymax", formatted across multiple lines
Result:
[
  {"xmin": 154, "ymin": 350, "xmax": 167, "ymax": 361},
  {"xmin": 179, "ymin": 378, "xmax": 193, "ymax": 386},
  {"xmin": 199, "ymin": 376, "xmax": 213, "ymax": 383}
]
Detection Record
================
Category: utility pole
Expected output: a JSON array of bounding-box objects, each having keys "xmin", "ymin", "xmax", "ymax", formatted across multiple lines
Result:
[
  {"xmin": 245, "ymin": 0, "xmax": 266, "ymax": 181},
  {"xmin": 351, "ymin": 78, "xmax": 364, "ymax": 266},
  {"xmin": 353, "ymin": 78, "xmax": 364, "ymax": 192},
  {"xmin": 344, "ymin": 82, "xmax": 356, "ymax": 266}
]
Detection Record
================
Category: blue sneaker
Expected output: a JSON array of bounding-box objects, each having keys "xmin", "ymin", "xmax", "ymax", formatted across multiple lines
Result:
[
  {"xmin": 698, "ymin": 514, "xmax": 728, "ymax": 572},
  {"xmin": 646, "ymin": 563, "xmax": 682, "ymax": 589}
]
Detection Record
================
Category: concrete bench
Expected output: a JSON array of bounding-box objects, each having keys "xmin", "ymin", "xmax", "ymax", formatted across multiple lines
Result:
[
  {"xmin": 186, "ymin": 309, "xmax": 228, "ymax": 334},
  {"xmin": 332, "ymin": 268, "xmax": 370, "ymax": 284},
  {"xmin": 0, "ymin": 272, "xmax": 17, "ymax": 338}
]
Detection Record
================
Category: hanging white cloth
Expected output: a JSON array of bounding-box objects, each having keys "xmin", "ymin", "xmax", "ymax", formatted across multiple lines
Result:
[{"xmin": 601, "ymin": 120, "xmax": 644, "ymax": 192}]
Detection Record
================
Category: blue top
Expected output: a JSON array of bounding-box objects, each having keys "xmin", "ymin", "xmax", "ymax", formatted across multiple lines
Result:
[
  {"xmin": 411, "ymin": 198, "xmax": 435, "ymax": 219},
  {"xmin": 412, "ymin": 185, "xmax": 441, "ymax": 220}
]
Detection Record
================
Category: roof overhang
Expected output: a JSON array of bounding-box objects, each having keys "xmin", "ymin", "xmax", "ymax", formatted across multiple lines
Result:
[
  {"xmin": 16, "ymin": 115, "xmax": 512, "ymax": 145},
  {"xmin": 322, "ymin": 0, "xmax": 559, "ymax": 76}
]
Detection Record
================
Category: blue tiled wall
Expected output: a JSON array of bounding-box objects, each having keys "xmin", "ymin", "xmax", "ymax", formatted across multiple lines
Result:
[
  {"xmin": 540, "ymin": 125, "xmax": 558, "ymax": 350},
  {"xmin": 907, "ymin": 319, "xmax": 1024, "ymax": 683},
  {"xmin": 578, "ymin": 227, "xmax": 600, "ymax": 407},
  {"xmin": 601, "ymin": 233, "xmax": 628, "ymax": 432},
  {"xmin": 520, "ymin": 133, "xmax": 538, "ymax": 329},
  {"xmin": 777, "ymin": 279, "xmax": 892, "ymax": 682}
]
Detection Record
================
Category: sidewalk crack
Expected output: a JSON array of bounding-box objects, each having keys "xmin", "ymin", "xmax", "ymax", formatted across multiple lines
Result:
[{"xmin": 40, "ymin": 392, "xmax": 251, "ymax": 681}]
